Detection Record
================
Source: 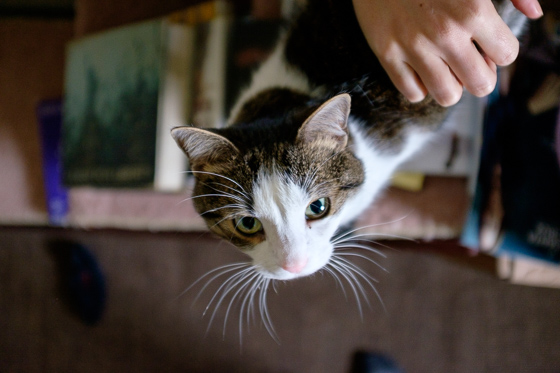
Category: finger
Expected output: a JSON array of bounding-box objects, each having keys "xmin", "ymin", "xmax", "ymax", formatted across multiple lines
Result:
[
  {"xmin": 473, "ymin": 17, "xmax": 520, "ymax": 66},
  {"xmin": 409, "ymin": 54, "xmax": 463, "ymax": 107},
  {"xmin": 379, "ymin": 57, "xmax": 428, "ymax": 103},
  {"xmin": 445, "ymin": 42, "xmax": 498, "ymax": 98},
  {"xmin": 510, "ymin": 0, "xmax": 543, "ymax": 19}
]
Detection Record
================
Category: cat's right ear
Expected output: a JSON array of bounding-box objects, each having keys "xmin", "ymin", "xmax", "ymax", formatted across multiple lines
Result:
[
  {"xmin": 171, "ymin": 127, "xmax": 239, "ymax": 172},
  {"xmin": 297, "ymin": 93, "xmax": 351, "ymax": 151}
]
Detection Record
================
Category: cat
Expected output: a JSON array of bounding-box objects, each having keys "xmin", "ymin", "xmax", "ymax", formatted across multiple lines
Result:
[{"xmin": 172, "ymin": 0, "xmax": 526, "ymax": 284}]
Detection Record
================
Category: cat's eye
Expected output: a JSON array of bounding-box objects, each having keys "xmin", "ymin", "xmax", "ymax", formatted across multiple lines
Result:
[
  {"xmin": 235, "ymin": 216, "xmax": 263, "ymax": 235},
  {"xmin": 305, "ymin": 197, "xmax": 330, "ymax": 220}
]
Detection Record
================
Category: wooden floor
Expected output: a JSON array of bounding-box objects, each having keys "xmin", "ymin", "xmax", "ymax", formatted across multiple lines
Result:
[{"xmin": 2, "ymin": 226, "xmax": 560, "ymax": 373}]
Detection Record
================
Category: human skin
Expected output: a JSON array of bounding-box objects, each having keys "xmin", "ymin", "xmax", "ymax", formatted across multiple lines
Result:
[{"xmin": 352, "ymin": 0, "xmax": 544, "ymax": 107}]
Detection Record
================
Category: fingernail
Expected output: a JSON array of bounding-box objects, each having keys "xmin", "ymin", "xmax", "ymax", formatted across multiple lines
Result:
[{"xmin": 532, "ymin": 1, "xmax": 543, "ymax": 18}]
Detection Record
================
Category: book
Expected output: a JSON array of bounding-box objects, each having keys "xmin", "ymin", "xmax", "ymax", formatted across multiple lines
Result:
[
  {"xmin": 497, "ymin": 254, "xmax": 560, "ymax": 289},
  {"xmin": 190, "ymin": 0, "xmax": 232, "ymax": 129},
  {"xmin": 62, "ymin": 2, "xmax": 231, "ymax": 191},
  {"xmin": 37, "ymin": 99, "xmax": 69, "ymax": 225},
  {"xmin": 153, "ymin": 11, "xmax": 197, "ymax": 191},
  {"xmin": 461, "ymin": 17, "xmax": 560, "ymax": 274},
  {"xmin": 461, "ymin": 95, "xmax": 560, "ymax": 263}
]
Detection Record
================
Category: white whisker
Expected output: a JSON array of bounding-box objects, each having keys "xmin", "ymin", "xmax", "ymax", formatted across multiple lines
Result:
[
  {"xmin": 186, "ymin": 170, "xmax": 248, "ymax": 195},
  {"xmin": 204, "ymin": 267, "xmax": 253, "ymax": 317},
  {"xmin": 204, "ymin": 268, "xmax": 255, "ymax": 337},
  {"xmin": 202, "ymin": 183, "xmax": 249, "ymax": 205},
  {"xmin": 177, "ymin": 193, "xmax": 246, "ymax": 206},
  {"xmin": 334, "ymin": 242, "xmax": 386, "ymax": 257},
  {"xmin": 322, "ymin": 266, "xmax": 348, "ymax": 300},
  {"xmin": 239, "ymin": 274, "xmax": 262, "ymax": 343},
  {"xmin": 328, "ymin": 259, "xmax": 366, "ymax": 320},
  {"xmin": 209, "ymin": 213, "xmax": 241, "ymax": 230},
  {"xmin": 333, "ymin": 257, "xmax": 386, "ymax": 314},
  {"xmin": 334, "ymin": 237, "xmax": 397, "ymax": 253},
  {"xmin": 209, "ymin": 181, "xmax": 251, "ymax": 204},
  {"xmin": 331, "ymin": 217, "xmax": 412, "ymax": 244},
  {"xmin": 302, "ymin": 149, "xmax": 344, "ymax": 191},
  {"xmin": 223, "ymin": 272, "xmax": 260, "ymax": 339},
  {"xmin": 333, "ymin": 251, "xmax": 387, "ymax": 272},
  {"xmin": 259, "ymin": 278, "xmax": 280, "ymax": 344},
  {"xmin": 175, "ymin": 262, "xmax": 249, "ymax": 302},
  {"xmin": 333, "ymin": 256, "xmax": 380, "ymax": 284},
  {"xmin": 333, "ymin": 258, "xmax": 372, "ymax": 310},
  {"xmin": 200, "ymin": 204, "xmax": 246, "ymax": 217}
]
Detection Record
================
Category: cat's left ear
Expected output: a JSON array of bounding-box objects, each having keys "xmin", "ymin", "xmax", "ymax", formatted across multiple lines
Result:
[
  {"xmin": 297, "ymin": 93, "xmax": 351, "ymax": 150},
  {"xmin": 171, "ymin": 126, "xmax": 239, "ymax": 172}
]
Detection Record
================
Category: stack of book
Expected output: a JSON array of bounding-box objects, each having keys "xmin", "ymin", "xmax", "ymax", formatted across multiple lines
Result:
[
  {"xmin": 461, "ymin": 14, "xmax": 560, "ymax": 288},
  {"xmin": 61, "ymin": 0, "xmax": 282, "ymax": 192}
]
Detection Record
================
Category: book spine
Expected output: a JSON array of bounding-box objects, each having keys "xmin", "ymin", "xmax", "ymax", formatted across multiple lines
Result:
[
  {"xmin": 191, "ymin": 0, "xmax": 232, "ymax": 129},
  {"xmin": 37, "ymin": 99, "xmax": 69, "ymax": 225},
  {"xmin": 154, "ymin": 19, "xmax": 194, "ymax": 191}
]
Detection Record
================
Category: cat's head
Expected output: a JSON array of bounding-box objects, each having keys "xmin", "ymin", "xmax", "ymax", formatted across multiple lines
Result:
[{"xmin": 172, "ymin": 94, "xmax": 364, "ymax": 280}]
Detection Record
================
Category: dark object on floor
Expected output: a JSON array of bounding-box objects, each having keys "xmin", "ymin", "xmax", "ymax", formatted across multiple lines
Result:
[
  {"xmin": 48, "ymin": 240, "xmax": 106, "ymax": 325},
  {"xmin": 351, "ymin": 351, "xmax": 405, "ymax": 373}
]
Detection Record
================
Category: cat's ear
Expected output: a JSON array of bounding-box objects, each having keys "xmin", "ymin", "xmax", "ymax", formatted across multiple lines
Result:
[
  {"xmin": 171, "ymin": 127, "xmax": 239, "ymax": 171},
  {"xmin": 297, "ymin": 93, "xmax": 351, "ymax": 150}
]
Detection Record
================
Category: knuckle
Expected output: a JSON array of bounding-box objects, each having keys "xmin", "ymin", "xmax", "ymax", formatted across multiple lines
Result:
[
  {"xmin": 407, "ymin": 34, "xmax": 430, "ymax": 56},
  {"xmin": 433, "ymin": 19, "xmax": 455, "ymax": 41},
  {"xmin": 378, "ymin": 42, "xmax": 403, "ymax": 64},
  {"xmin": 465, "ymin": 4, "xmax": 484, "ymax": 24}
]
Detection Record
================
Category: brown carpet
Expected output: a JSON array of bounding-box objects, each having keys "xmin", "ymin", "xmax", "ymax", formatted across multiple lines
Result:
[{"xmin": 1, "ymin": 226, "xmax": 560, "ymax": 373}]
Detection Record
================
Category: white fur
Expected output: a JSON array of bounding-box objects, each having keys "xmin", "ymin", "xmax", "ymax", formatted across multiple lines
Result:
[
  {"xmin": 228, "ymin": 36, "xmax": 314, "ymax": 124},
  {"xmin": 249, "ymin": 166, "xmax": 340, "ymax": 280},
  {"xmin": 340, "ymin": 118, "xmax": 433, "ymax": 225}
]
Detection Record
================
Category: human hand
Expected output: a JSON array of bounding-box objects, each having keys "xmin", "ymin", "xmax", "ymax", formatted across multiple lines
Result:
[{"xmin": 352, "ymin": 0, "xmax": 543, "ymax": 107}]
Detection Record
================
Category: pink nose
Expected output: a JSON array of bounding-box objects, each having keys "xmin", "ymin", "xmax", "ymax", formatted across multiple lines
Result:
[{"xmin": 282, "ymin": 258, "xmax": 308, "ymax": 274}]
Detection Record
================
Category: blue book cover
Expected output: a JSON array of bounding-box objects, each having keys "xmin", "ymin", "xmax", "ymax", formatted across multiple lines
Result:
[{"xmin": 37, "ymin": 99, "xmax": 69, "ymax": 225}]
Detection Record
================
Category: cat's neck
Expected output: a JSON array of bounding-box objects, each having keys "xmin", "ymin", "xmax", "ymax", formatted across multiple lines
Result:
[{"xmin": 339, "ymin": 117, "xmax": 434, "ymax": 224}]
